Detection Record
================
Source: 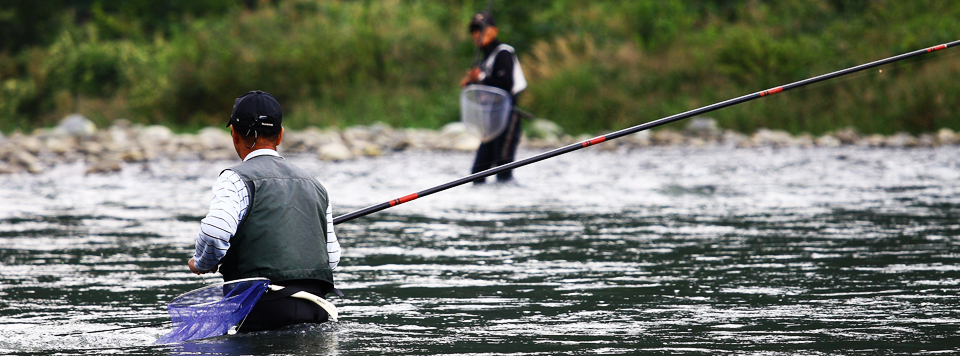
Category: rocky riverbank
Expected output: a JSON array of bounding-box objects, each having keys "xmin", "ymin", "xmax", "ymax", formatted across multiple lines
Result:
[{"xmin": 1, "ymin": 115, "xmax": 959, "ymax": 175}]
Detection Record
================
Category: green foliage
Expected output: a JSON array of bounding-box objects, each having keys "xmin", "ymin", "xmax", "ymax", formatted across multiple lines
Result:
[
  {"xmin": 0, "ymin": 0, "xmax": 73, "ymax": 53},
  {"xmin": 0, "ymin": 0, "xmax": 959, "ymax": 135},
  {"xmin": 0, "ymin": 0, "xmax": 239, "ymax": 52}
]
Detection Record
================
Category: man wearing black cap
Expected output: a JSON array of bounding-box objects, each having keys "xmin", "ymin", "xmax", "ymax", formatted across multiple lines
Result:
[
  {"xmin": 187, "ymin": 90, "xmax": 342, "ymax": 331},
  {"xmin": 460, "ymin": 11, "xmax": 527, "ymax": 184}
]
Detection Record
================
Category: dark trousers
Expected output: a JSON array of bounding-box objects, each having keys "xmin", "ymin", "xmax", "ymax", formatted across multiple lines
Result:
[
  {"xmin": 471, "ymin": 110, "xmax": 522, "ymax": 183},
  {"xmin": 237, "ymin": 280, "xmax": 336, "ymax": 332}
]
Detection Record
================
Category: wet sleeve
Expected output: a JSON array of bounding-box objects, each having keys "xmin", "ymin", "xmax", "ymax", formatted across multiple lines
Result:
[
  {"xmin": 482, "ymin": 50, "xmax": 515, "ymax": 93},
  {"xmin": 326, "ymin": 201, "xmax": 341, "ymax": 270},
  {"xmin": 193, "ymin": 170, "xmax": 250, "ymax": 272}
]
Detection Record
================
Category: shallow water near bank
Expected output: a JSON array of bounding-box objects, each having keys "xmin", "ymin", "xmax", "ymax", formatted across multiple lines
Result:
[{"xmin": 1, "ymin": 146, "xmax": 959, "ymax": 355}]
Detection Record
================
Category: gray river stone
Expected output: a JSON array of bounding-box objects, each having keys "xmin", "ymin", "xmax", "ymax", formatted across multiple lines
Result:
[
  {"xmin": 438, "ymin": 122, "xmax": 481, "ymax": 151},
  {"xmin": 526, "ymin": 118, "xmax": 563, "ymax": 142},
  {"xmin": 318, "ymin": 142, "xmax": 353, "ymax": 161},
  {"xmin": 685, "ymin": 117, "xmax": 721, "ymax": 140},
  {"xmin": 833, "ymin": 127, "xmax": 860, "ymax": 145},
  {"xmin": 752, "ymin": 128, "xmax": 795, "ymax": 147},
  {"xmin": 54, "ymin": 114, "xmax": 97, "ymax": 137},
  {"xmin": 937, "ymin": 128, "xmax": 960, "ymax": 145},
  {"xmin": 196, "ymin": 127, "xmax": 233, "ymax": 151},
  {"xmin": 815, "ymin": 135, "xmax": 842, "ymax": 147},
  {"xmin": 1, "ymin": 118, "xmax": 959, "ymax": 175},
  {"xmin": 651, "ymin": 129, "xmax": 685, "ymax": 146},
  {"xmin": 886, "ymin": 132, "xmax": 918, "ymax": 147}
]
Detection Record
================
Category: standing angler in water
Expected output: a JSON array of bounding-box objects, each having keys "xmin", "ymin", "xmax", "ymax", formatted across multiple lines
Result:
[
  {"xmin": 460, "ymin": 11, "xmax": 527, "ymax": 184},
  {"xmin": 187, "ymin": 90, "xmax": 342, "ymax": 332}
]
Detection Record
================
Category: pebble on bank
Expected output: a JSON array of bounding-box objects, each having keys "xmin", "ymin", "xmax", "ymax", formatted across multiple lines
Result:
[{"xmin": 1, "ymin": 114, "xmax": 958, "ymax": 175}]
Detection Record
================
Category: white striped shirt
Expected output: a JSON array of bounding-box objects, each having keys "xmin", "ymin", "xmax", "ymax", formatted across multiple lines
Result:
[{"xmin": 192, "ymin": 149, "xmax": 341, "ymax": 272}]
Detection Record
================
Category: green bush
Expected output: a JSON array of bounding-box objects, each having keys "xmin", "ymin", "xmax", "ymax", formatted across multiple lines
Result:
[{"xmin": 0, "ymin": 0, "xmax": 959, "ymax": 135}]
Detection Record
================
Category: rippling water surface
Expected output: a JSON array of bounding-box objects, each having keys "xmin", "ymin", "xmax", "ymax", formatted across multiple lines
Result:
[{"xmin": 1, "ymin": 146, "xmax": 959, "ymax": 355}]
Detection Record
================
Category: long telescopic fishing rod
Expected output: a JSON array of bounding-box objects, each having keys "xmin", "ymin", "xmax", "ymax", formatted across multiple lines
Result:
[{"xmin": 333, "ymin": 40, "xmax": 960, "ymax": 225}]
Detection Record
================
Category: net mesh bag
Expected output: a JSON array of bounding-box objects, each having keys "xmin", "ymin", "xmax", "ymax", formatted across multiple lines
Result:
[
  {"xmin": 460, "ymin": 84, "xmax": 513, "ymax": 142},
  {"xmin": 155, "ymin": 278, "xmax": 270, "ymax": 344}
]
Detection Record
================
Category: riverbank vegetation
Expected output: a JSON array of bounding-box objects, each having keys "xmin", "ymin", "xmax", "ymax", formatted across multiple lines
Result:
[{"xmin": 1, "ymin": 0, "xmax": 958, "ymax": 135}]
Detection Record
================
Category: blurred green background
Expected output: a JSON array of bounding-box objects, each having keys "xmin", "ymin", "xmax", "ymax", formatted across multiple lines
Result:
[{"xmin": 0, "ymin": 0, "xmax": 958, "ymax": 135}]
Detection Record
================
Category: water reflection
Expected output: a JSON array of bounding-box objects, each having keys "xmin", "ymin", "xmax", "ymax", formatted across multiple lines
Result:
[
  {"xmin": 1, "ymin": 147, "xmax": 959, "ymax": 355},
  {"xmin": 164, "ymin": 325, "xmax": 340, "ymax": 356}
]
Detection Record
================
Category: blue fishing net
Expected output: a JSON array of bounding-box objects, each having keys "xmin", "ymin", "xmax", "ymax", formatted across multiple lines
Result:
[{"xmin": 156, "ymin": 278, "xmax": 270, "ymax": 344}]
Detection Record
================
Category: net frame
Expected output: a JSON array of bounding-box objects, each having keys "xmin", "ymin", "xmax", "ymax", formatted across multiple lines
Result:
[
  {"xmin": 155, "ymin": 277, "xmax": 270, "ymax": 344},
  {"xmin": 460, "ymin": 84, "xmax": 513, "ymax": 143}
]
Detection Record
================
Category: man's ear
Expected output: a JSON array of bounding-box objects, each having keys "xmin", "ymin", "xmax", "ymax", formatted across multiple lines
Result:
[
  {"xmin": 276, "ymin": 127, "xmax": 285, "ymax": 146},
  {"xmin": 231, "ymin": 126, "xmax": 242, "ymax": 145}
]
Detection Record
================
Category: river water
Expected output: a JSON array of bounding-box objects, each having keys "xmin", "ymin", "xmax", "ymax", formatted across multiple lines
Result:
[{"xmin": 1, "ymin": 145, "xmax": 959, "ymax": 355}]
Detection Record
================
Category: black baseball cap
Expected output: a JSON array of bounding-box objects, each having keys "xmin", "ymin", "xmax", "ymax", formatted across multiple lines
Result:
[
  {"xmin": 468, "ymin": 11, "xmax": 495, "ymax": 32},
  {"xmin": 227, "ymin": 90, "xmax": 282, "ymax": 136}
]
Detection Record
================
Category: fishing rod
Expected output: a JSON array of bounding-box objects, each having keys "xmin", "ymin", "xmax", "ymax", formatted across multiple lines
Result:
[{"xmin": 333, "ymin": 40, "xmax": 960, "ymax": 225}]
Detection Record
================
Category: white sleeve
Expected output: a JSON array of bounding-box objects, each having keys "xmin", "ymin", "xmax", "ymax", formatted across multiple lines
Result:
[
  {"xmin": 193, "ymin": 170, "xmax": 249, "ymax": 272},
  {"xmin": 326, "ymin": 201, "xmax": 341, "ymax": 270}
]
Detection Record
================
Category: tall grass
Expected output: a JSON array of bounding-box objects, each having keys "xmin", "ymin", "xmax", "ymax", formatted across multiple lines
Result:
[{"xmin": 1, "ymin": 0, "xmax": 959, "ymax": 135}]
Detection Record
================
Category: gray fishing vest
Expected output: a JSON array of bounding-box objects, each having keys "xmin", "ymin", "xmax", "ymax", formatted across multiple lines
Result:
[{"xmin": 218, "ymin": 155, "xmax": 333, "ymax": 285}]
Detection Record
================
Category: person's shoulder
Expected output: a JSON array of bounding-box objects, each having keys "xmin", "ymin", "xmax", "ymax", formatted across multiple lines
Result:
[
  {"xmin": 495, "ymin": 43, "xmax": 516, "ymax": 53},
  {"xmin": 494, "ymin": 46, "xmax": 514, "ymax": 63},
  {"xmin": 218, "ymin": 168, "xmax": 242, "ymax": 181},
  {"xmin": 493, "ymin": 44, "xmax": 517, "ymax": 63}
]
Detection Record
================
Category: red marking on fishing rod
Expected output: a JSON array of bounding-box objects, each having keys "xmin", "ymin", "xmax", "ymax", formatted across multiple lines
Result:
[
  {"xmin": 928, "ymin": 44, "xmax": 947, "ymax": 52},
  {"xmin": 390, "ymin": 193, "xmax": 419, "ymax": 206},
  {"xmin": 393, "ymin": 193, "xmax": 418, "ymax": 205},
  {"xmin": 760, "ymin": 87, "xmax": 783, "ymax": 97},
  {"xmin": 582, "ymin": 137, "xmax": 606, "ymax": 147}
]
